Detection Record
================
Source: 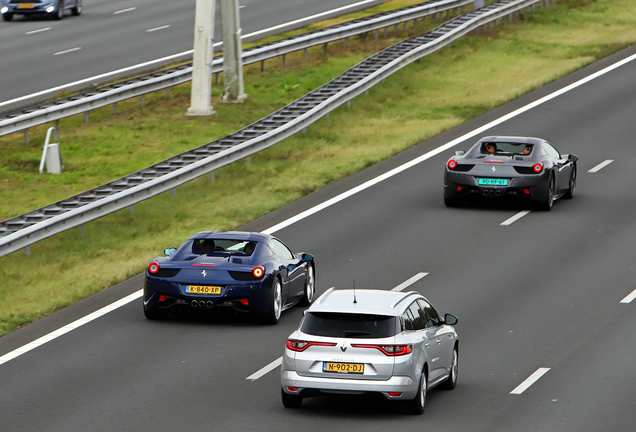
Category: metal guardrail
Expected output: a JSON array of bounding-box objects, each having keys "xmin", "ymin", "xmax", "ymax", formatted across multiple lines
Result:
[
  {"xmin": 0, "ymin": 0, "xmax": 472, "ymax": 138},
  {"xmin": 0, "ymin": 0, "xmax": 553, "ymax": 258}
]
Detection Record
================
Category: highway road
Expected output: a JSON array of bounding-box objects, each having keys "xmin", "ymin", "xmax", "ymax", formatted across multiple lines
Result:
[
  {"xmin": 0, "ymin": 0, "xmax": 372, "ymax": 103},
  {"xmin": 1, "ymin": 41, "xmax": 636, "ymax": 431}
]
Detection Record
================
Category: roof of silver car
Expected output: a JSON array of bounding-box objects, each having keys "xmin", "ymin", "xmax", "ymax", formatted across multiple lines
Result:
[{"xmin": 309, "ymin": 289, "xmax": 423, "ymax": 316}]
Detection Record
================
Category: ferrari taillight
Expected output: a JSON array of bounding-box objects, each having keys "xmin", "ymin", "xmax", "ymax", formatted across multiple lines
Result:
[
  {"xmin": 447, "ymin": 159, "xmax": 458, "ymax": 169},
  {"xmin": 286, "ymin": 339, "xmax": 336, "ymax": 352},
  {"xmin": 351, "ymin": 344, "xmax": 413, "ymax": 356},
  {"xmin": 252, "ymin": 266, "xmax": 265, "ymax": 279},
  {"xmin": 148, "ymin": 261, "xmax": 160, "ymax": 274},
  {"xmin": 533, "ymin": 162, "xmax": 543, "ymax": 173}
]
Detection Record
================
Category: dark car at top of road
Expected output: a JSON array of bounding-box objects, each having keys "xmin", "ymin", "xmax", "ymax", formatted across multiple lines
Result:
[
  {"xmin": 1, "ymin": 0, "xmax": 81, "ymax": 21},
  {"xmin": 143, "ymin": 231, "xmax": 316, "ymax": 325},
  {"xmin": 444, "ymin": 136, "xmax": 578, "ymax": 210},
  {"xmin": 281, "ymin": 289, "xmax": 459, "ymax": 414}
]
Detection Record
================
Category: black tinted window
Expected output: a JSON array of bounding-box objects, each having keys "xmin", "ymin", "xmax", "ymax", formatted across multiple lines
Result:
[
  {"xmin": 302, "ymin": 312, "xmax": 398, "ymax": 338},
  {"xmin": 418, "ymin": 299, "xmax": 440, "ymax": 328}
]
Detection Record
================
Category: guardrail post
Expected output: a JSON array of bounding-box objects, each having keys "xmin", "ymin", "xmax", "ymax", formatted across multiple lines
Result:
[
  {"xmin": 55, "ymin": 120, "xmax": 60, "ymax": 132},
  {"xmin": 113, "ymin": 102, "xmax": 117, "ymax": 113},
  {"xmin": 347, "ymin": 101, "xmax": 351, "ymax": 108},
  {"xmin": 141, "ymin": 95, "xmax": 145, "ymax": 107},
  {"xmin": 25, "ymin": 245, "xmax": 31, "ymax": 257},
  {"xmin": 304, "ymin": 48, "xmax": 308, "ymax": 59},
  {"xmin": 374, "ymin": 30, "xmax": 378, "ymax": 40},
  {"xmin": 24, "ymin": 129, "xmax": 29, "ymax": 144},
  {"xmin": 167, "ymin": 87, "xmax": 171, "ymax": 98},
  {"xmin": 261, "ymin": 60, "xmax": 265, "ymax": 72},
  {"xmin": 129, "ymin": 205, "xmax": 134, "ymax": 215},
  {"xmin": 172, "ymin": 188, "xmax": 177, "ymax": 197},
  {"xmin": 79, "ymin": 224, "xmax": 84, "ymax": 237},
  {"xmin": 210, "ymin": 170, "xmax": 215, "ymax": 182},
  {"xmin": 283, "ymin": 54, "xmax": 287, "ymax": 67},
  {"xmin": 85, "ymin": 111, "xmax": 89, "ymax": 124},
  {"xmin": 474, "ymin": 0, "xmax": 484, "ymax": 8}
]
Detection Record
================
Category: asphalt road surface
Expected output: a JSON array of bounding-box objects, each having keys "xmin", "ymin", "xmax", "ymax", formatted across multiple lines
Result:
[
  {"xmin": 0, "ymin": 0, "xmax": 370, "ymax": 102},
  {"xmin": 1, "ymin": 42, "xmax": 636, "ymax": 431}
]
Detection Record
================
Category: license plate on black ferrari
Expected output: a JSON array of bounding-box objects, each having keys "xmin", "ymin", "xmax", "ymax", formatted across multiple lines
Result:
[
  {"xmin": 186, "ymin": 285, "xmax": 222, "ymax": 295},
  {"xmin": 478, "ymin": 178, "xmax": 508, "ymax": 186},
  {"xmin": 323, "ymin": 362, "xmax": 364, "ymax": 374}
]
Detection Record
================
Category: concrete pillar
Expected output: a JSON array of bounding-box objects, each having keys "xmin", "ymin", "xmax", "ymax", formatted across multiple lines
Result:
[
  {"xmin": 187, "ymin": 0, "xmax": 216, "ymax": 116},
  {"xmin": 220, "ymin": 0, "xmax": 246, "ymax": 103}
]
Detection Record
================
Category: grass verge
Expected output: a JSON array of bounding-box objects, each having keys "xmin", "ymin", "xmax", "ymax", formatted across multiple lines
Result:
[{"xmin": 1, "ymin": 0, "xmax": 635, "ymax": 336}]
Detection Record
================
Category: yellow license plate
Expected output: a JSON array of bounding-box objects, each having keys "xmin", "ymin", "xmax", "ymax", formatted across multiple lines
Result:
[
  {"xmin": 18, "ymin": 3, "xmax": 36, "ymax": 8},
  {"xmin": 186, "ymin": 285, "xmax": 222, "ymax": 295},
  {"xmin": 323, "ymin": 362, "xmax": 364, "ymax": 374}
]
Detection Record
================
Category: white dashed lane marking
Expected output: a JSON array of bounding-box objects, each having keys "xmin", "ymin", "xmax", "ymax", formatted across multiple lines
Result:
[
  {"xmin": 500, "ymin": 210, "xmax": 531, "ymax": 226},
  {"xmin": 114, "ymin": 7, "xmax": 137, "ymax": 14},
  {"xmin": 53, "ymin": 47, "xmax": 81, "ymax": 56},
  {"xmin": 26, "ymin": 27, "xmax": 51, "ymax": 35},
  {"xmin": 588, "ymin": 159, "xmax": 613, "ymax": 173},
  {"xmin": 146, "ymin": 25, "xmax": 170, "ymax": 33},
  {"xmin": 620, "ymin": 288, "xmax": 636, "ymax": 304},
  {"xmin": 510, "ymin": 367, "xmax": 551, "ymax": 394},
  {"xmin": 391, "ymin": 272, "xmax": 429, "ymax": 292}
]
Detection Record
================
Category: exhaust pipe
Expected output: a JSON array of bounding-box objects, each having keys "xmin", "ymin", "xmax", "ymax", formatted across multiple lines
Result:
[
  {"xmin": 191, "ymin": 300, "xmax": 198, "ymax": 307},
  {"xmin": 495, "ymin": 190, "xmax": 502, "ymax": 197},
  {"xmin": 206, "ymin": 301, "xmax": 214, "ymax": 308}
]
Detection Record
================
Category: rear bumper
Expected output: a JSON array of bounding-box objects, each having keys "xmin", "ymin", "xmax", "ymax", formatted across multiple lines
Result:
[{"xmin": 281, "ymin": 370, "xmax": 418, "ymax": 400}]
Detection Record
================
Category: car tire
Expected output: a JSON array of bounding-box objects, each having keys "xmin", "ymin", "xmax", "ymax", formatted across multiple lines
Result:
[
  {"xmin": 299, "ymin": 264, "xmax": 315, "ymax": 306},
  {"xmin": 538, "ymin": 174, "xmax": 554, "ymax": 211},
  {"xmin": 564, "ymin": 165, "xmax": 576, "ymax": 199},
  {"xmin": 441, "ymin": 345, "xmax": 458, "ymax": 390},
  {"xmin": 281, "ymin": 387, "xmax": 303, "ymax": 408},
  {"xmin": 2, "ymin": 13, "xmax": 13, "ymax": 21},
  {"xmin": 444, "ymin": 195, "xmax": 462, "ymax": 207},
  {"xmin": 54, "ymin": 0, "xmax": 64, "ymax": 20},
  {"xmin": 405, "ymin": 369, "xmax": 427, "ymax": 415},
  {"xmin": 263, "ymin": 278, "xmax": 282, "ymax": 325},
  {"xmin": 71, "ymin": 0, "xmax": 82, "ymax": 16},
  {"xmin": 143, "ymin": 303, "xmax": 169, "ymax": 320}
]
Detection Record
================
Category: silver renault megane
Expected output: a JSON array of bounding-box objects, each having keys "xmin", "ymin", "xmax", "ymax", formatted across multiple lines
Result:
[{"xmin": 280, "ymin": 289, "xmax": 459, "ymax": 414}]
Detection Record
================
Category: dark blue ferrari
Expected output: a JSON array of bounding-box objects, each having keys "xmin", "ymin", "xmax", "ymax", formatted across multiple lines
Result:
[{"xmin": 143, "ymin": 231, "xmax": 316, "ymax": 324}]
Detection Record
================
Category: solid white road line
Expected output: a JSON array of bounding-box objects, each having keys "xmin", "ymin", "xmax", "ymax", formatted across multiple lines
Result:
[
  {"xmin": 53, "ymin": 47, "xmax": 81, "ymax": 56},
  {"xmin": 114, "ymin": 7, "xmax": 137, "ymax": 14},
  {"xmin": 391, "ymin": 272, "xmax": 429, "ymax": 291},
  {"xmin": 146, "ymin": 25, "xmax": 171, "ymax": 33},
  {"xmin": 26, "ymin": 27, "xmax": 51, "ymax": 35},
  {"xmin": 246, "ymin": 357, "xmax": 283, "ymax": 381},
  {"xmin": 510, "ymin": 367, "xmax": 551, "ymax": 394},
  {"xmin": 620, "ymin": 288, "xmax": 636, "ymax": 304},
  {"xmin": 500, "ymin": 210, "xmax": 531, "ymax": 226},
  {"xmin": 588, "ymin": 159, "xmax": 613, "ymax": 173},
  {"xmin": 0, "ymin": 290, "xmax": 142, "ymax": 366},
  {"xmin": 247, "ymin": 273, "xmax": 429, "ymax": 380},
  {"xmin": 4, "ymin": 48, "xmax": 636, "ymax": 369}
]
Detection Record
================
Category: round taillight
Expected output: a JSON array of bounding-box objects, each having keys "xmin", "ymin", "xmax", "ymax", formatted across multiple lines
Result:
[
  {"xmin": 148, "ymin": 262, "xmax": 160, "ymax": 274},
  {"xmin": 448, "ymin": 159, "xmax": 458, "ymax": 169},
  {"xmin": 533, "ymin": 162, "xmax": 543, "ymax": 173},
  {"xmin": 252, "ymin": 266, "xmax": 265, "ymax": 279}
]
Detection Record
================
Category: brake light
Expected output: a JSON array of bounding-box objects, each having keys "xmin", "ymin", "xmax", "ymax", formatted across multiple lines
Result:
[
  {"xmin": 148, "ymin": 261, "xmax": 160, "ymax": 274},
  {"xmin": 159, "ymin": 295, "xmax": 167, "ymax": 302},
  {"xmin": 252, "ymin": 266, "xmax": 265, "ymax": 279},
  {"xmin": 286, "ymin": 339, "xmax": 337, "ymax": 352},
  {"xmin": 351, "ymin": 344, "xmax": 413, "ymax": 356},
  {"xmin": 239, "ymin": 299, "xmax": 249, "ymax": 306},
  {"xmin": 447, "ymin": 159, "xmax": 458, "ymax": 169},
  {"xmin": 533, "ymin": 162, "xmax": 543, "ymax": 173}
]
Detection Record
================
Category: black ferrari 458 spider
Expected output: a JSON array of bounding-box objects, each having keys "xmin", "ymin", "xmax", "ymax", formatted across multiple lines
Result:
[
  {"xmin": 143, "ymin": 231, "xmax": 315, "ymax": 324},
  {"xmin": 444, "ymin": 136, "xmax": 578, "ymax": 210}
]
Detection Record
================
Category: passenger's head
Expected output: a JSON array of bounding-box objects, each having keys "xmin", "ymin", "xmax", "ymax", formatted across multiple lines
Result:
[
  {"xmin": 199, "ymin": 240, "xmax": 215, "ymax": 253},
  {"xmin": 244, "ymin": 242, "xmax": 256, "ymax": 255},
  {"xmin": 523, "ymin": 145, "xmax": 532, "ymax": 155},
  {"xmin": 484, "ymin": 144, "xmax": 496, "ymax": 154}
]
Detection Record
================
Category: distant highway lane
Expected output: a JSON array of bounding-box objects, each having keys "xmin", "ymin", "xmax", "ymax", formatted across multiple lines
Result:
[{"xmin": 0, "ymin": 0, "xmax": 373, "ymax": 102}]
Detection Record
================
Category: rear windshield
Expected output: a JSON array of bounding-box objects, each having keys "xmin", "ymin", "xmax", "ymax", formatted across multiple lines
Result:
[
  {"xmin": 480, "ymin": 142, "xmax": 533, "ymax": 156},
  {"xmin": 191, "ymin": 239, "xmax": 257, "ymax": 256},
  {"xmin": 302, "ymin": 312, "xmax": 398, "ymax": 338}
]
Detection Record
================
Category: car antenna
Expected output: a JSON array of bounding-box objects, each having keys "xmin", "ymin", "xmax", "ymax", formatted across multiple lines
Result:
[{"xmin": 353, "ymin": 280, "xmax": 357, "ymax": 304}]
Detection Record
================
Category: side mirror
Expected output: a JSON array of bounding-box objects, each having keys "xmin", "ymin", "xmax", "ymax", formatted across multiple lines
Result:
[
  {"xmin": 296, "ymin": 252, "xmax": 314, "ymax": 262},
  {"xmin": 567, "ymin": 154, "xmax": 579, "ymax": 163},
  {"xmin": 444, "ymin": 313, "xmax": 458, "ymax": 326},
  {"xmin": 455, "ymin": 150, "xmax": 465, "ymax": 156},
  {"xmin": 164, "ymin": 247, "xmax": 177, "ymax": 257}
]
